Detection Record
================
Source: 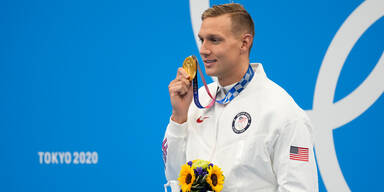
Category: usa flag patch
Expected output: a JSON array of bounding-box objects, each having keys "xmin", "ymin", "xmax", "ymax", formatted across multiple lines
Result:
[
  {"xmin": 162, "ymin": 138, "xmax": 168, "ymax": 164},
  {"xmin": 290, "ymin": 146, "xmax": 309, "ymax": 162}
]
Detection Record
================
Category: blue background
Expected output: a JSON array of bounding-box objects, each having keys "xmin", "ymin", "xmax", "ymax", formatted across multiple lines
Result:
[{"xmin": 0, "ymin": 0, "xmax": 382, "ymax": 191}]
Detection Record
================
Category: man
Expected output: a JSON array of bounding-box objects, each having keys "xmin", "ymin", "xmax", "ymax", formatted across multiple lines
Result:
[{"xmin": 163, "ymin": 3, "xmax": 318, "ymax": 192}]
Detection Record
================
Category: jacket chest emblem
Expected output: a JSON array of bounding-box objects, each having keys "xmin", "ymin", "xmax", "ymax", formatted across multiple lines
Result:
[
  {"xmin": 196, "ymin": 116, "xmax": 209, "ymax": 123},
  {"xmin": 232, "ymin": 112, "xmax": 252, "ymax": 134}
]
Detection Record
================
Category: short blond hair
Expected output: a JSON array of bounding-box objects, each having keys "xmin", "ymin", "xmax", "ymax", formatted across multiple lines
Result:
[{"xmin": 202, "ymin": 3, "xmax": 255, "ymax": 39}]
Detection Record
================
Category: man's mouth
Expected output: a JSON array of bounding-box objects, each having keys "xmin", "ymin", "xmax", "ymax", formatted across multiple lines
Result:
[{"xmin": 204, "ymin": 59, "xmax": 217, "ymax": 67}]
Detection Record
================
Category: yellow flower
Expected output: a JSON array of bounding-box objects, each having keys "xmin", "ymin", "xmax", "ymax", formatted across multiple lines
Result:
[
  {"xmin": 178, "ymin": 164, "xmax": 195, "ymax": 192},
  {"xmin": 206, "ymin": 165, "xmax": 224, "ymax": 192}
]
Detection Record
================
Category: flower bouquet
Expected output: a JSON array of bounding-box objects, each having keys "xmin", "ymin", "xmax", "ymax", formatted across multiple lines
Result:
[{"xmin": 178, "ymin": 159, "xmax": 224, "ymax": 192}]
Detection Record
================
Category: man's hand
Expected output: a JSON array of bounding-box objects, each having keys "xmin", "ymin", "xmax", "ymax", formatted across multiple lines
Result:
[{"xmin": 168, "ymin": 68, "xmax": 193, "ymax": 124}]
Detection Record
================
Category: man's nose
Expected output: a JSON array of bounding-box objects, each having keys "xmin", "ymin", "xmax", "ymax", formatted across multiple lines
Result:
[{"xmin": 199, "ymin": 42, "xmax": 211, "ymax": 57}]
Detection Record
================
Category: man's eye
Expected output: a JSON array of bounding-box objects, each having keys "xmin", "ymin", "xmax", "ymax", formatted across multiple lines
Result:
[{"xmin": 210, "ymin": 38, "xmax": 220, "ymax": 43}]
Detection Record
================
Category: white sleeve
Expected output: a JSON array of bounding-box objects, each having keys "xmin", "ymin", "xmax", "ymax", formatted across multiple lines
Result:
[
  {"xmin": 272, "ymin": 118, "xmax": 319, "ymax": 192},
  {"xmin": 162, "ymin": 118, "xmax": 188, "ymax": 181}
]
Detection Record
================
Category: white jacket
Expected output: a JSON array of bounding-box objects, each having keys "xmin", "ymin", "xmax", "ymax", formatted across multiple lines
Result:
[{"xmin": 163, "ymin": 63, "xmax": 318, "ymax": 192}]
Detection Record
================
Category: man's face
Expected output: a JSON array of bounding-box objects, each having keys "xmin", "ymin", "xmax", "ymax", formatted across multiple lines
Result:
[{"xmin": 198, "ymin": 14, "xmax": 242, "ymax": 78}]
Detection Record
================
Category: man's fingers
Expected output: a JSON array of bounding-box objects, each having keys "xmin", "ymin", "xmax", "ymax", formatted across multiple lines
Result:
[
  {"xmin": 169, "ymin": 81, "xmax": 190, "ymax": 96},
  {"xmin": 176, "ymin": 67, "xmax": 190, "ymax": 80},
  {"xmin": 180, "ymin": 78, "xmax": 191, "ymax": 88},
  {"xmin": 169, "ymin": 78, "xmax": 191, "ymax": 91},
  {"xmin": 168, "ymin": 67, "xmax": 193, "ymax": 97},
  {"xmin": 174, "ymin": 81, "xmax": 189, "ymax": 95},
  {"xmin": 169, "ymin": 84, "xmax": 188, "ymax": 96}
]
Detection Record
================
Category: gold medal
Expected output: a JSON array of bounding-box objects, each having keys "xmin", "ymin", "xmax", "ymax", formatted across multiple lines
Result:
[{"xmin": 182, "ymin": 55, "xmax": 197, "ymax": 81}]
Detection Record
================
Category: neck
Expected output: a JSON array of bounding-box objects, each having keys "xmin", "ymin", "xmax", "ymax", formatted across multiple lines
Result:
[{"xmin": 218, "ymin": 58, "xmax": 249, "ymax": 87}]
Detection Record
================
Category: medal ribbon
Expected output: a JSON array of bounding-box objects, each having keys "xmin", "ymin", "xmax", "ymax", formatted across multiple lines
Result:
[{"xmin": 192, "ymin": 62, "xmax": 255, "ymax": 109}]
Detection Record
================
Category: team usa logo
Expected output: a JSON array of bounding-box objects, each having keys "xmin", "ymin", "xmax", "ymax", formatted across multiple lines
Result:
[{"xmin": 232, "ymin": 112, "xmax": 252, "ymax": 134}]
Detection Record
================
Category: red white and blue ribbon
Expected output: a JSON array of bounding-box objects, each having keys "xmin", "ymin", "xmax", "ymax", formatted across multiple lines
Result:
[{"xmin": 192, "ymin": 61, "xmax": 254, "ymax": 109}]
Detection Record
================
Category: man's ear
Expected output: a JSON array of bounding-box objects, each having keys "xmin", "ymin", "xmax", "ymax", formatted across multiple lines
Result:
[{"xmin": 240, "ymin": 33, "xmax": 253, "ymax": 54}]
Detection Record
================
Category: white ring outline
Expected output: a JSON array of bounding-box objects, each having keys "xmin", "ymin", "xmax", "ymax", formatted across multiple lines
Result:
[{"xmin": 307, "ymin": 0, "xmax": 384, "ymax": 191}]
